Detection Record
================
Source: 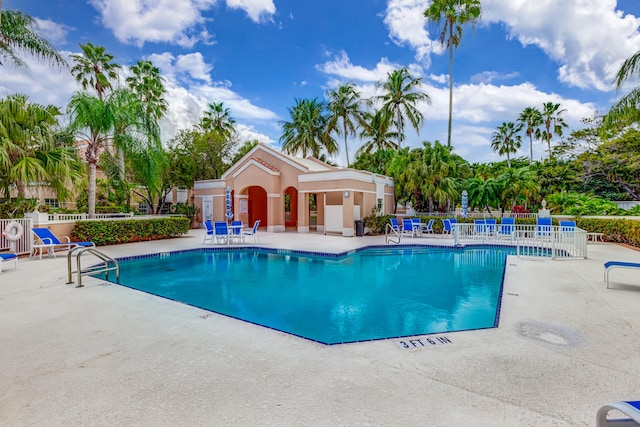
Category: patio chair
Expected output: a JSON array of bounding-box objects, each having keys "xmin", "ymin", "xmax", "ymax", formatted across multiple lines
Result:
[
  {"xmin": 421, "ymin": 218, "xmax": 435, "ymax": 234},
  {"xmin": 402, "ymin": 218, "xmax": 418, "ymax": 238},
  {"xmin": 31, "ymin": 227, "xmax": 95, "ymax": 259},
  {"xmin": 411, "ymin": 218, "xmax": 425, "ymax": 236},
  {"xmin": 213, "ymin": 221, "xmax": 230, "ymax": 245},
  {"xmin": 0, "ymin": 252, "xmax": 18, "ymax": 273},
  {"xmin": 474, "ymin": 219, "xmax": 486, "ymax": 235},
  {"xmin": 559, "ymin": 220, "xmax": 576, "ymax": 231},
  {"xmin": 485, "ymin": 218, "xmax": 497, "ymax": 235},
  {"xmin": 229, "ymin": 220, "xmax": 244, "ymax": 244},
  {"xmin": 497, "ymin": 217, "xmax": 515, "ymax": 239},
  {"xmin": 596, "ymin": 400, "xmax": 640, "ymax": 426},
  {"xmin": 536, "ymin": 217, "xmax": 552, "ymax": 238},
  {"xmin": 389, "ymin": 217, "xmax": 402, "ymax": 234},
  {"xmin": 242, "ymin": 220, "xmax": 261, "ymax": 244},
  {"xmin": 442, "ymin": 218, "xmax": 452, "ymax": 234},
  {"xmin": 202, "ymin": 220, "xmax": 214, "ymax": 244}
]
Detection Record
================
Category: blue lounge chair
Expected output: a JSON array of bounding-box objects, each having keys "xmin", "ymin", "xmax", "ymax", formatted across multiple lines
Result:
[
  {"xmin": 559, "ymin": 220, "xmax": 576, "ymax": 231},
  {"xmin": 402, "ymin": 218, "xmax": 417, "ymax": 238},
  {"xmin": 389, "ymin": 217, "xmax": 402, "ymax": 234},
  {"xmin": 604, "ymin": 261, "xmax": 640, "ymax": 288},
  {"xmin": 421, "ymin": 218, "xmax": 435, "ymax": 234},
  {"xmin": 536, "ymin": 217, "xmax": 552, "ymax": 237},
  {"xmin": 497, "ymin": 217, "xmax": 515, "ymax": 239},
  {"xmin": 31, "ymin": 227, "xmax": 95, "ymax": 259},
  {"xmin": 0, "ymin": 253, "xmax": 18, "ymax": 273},
  {"xmin": 474, "ymin": 219, "xmax": 486, "ymax": 234},
  {"xmin": 213, "ymin": 221, "xmax": 230, "ymax": 245},
  {"xmin": 203, "ymin": 220, "xmax": 214, "ymax": 244},
  {"xmin": 442, "ymin": 218, "xmax": 452, "ymax": 234},
  {"xmin": 596, "ymin": 400, "xmax": 640, "ymax": 426},
  {"xmin": 242, "ymin": 220, "xmax": 261, "ymax": 243},
  {"xmin": 485, "ymin": 218, "xmax": 497, "ymax": 235}
]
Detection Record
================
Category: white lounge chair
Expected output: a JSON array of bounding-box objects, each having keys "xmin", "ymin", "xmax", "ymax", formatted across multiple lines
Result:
[
  {"xmin": 596, "ymin": 400, "xmax": 640, "ymax": 426},
  {"xmin": 202, "ymin": 220, "xmax": 214, "ymax": 244},
  {"xmin": 604, "ymin": 261, "xmax": 640, "ymax": 288}
]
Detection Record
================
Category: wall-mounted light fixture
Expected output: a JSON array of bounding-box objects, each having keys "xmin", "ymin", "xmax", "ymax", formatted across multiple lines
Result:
[{"xmin": 343, "ymin": 191, "xmax": 350, "ymax": 198}]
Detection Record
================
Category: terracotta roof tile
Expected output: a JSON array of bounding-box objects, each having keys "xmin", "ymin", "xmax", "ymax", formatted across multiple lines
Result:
[{"xmin": 251, "ymin": 157, "xmax": 280, "ymax": 172}]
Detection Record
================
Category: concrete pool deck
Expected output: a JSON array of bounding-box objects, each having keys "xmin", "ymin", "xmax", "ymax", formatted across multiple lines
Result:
[{"xmin": 1, "ymin": 230, "xmax": 639, "ymax": 426}]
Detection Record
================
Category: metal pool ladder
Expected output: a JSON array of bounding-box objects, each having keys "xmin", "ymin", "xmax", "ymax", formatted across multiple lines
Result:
[
  {"xmin": 385, "ymin": 223, "xmax": 402, "ymax": 244},
  {"xmin": 66, "ymin": 246, "xmax": 119, "ymax": 287}
]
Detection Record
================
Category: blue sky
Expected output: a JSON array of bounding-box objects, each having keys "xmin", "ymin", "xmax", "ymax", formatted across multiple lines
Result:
[{"xmin": 2, "ymin": 0, "xmax": 640, "ymax": 166}]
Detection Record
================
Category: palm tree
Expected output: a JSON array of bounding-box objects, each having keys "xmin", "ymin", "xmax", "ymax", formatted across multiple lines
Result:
[
  {"xmin": 537, "ymin": 102, "xmax": 568, "ymax": 161},
  {"xmin": 491, "ymin": 122, "xmax": 523, "ymax": 168},
  {"xmin": 518, "ymin": 106, "xmax": 543, "ymax": 163},
  {"xmin": 67, "ymin": 92, "xmax": 119, "ymax": 218},
  {"xmin": 0, "ymin": 9, "xmax": 67, "ymax": 70},
  {"xmin": 375, "ymin": 67, "xmax": 431, "ymax": 148},
  {"xmin": 465, "ymin": 176, "xmax": 502, "ymax": 213},
  {"xmin": 357, "ymin": 109, "xmax": 398, "ymax": 155},
  {"xmin": 604, "ymin": 50, "xmax": 640, "ymax": 127},
  {"xmin": 199, "ymin": 102, "xmax": 236, "ymax": 139},
  {"xmin": 0, "ymin": 94, "xmax": 81, "ymax": 200},
  {"xmin": 126, "ymin": 60, "xmax": 168, "ymax": 122},
  {"xmin": 498, "ymin": 166, "xmax": 539, "ymax": 210},
  {"xmin": 424, "ymin": 0, "xmax": 481, "ymax": 148},
  {"xmin": 325, "ymin": 83, "xmax": 363, "ymax": 166},
  {"xmin": 280, "ymin": 98, "xmax": 338, "ymax": 159},
  {"xmin": 70, "ymin": 42, "xmax": 121, "ymax": 100}
]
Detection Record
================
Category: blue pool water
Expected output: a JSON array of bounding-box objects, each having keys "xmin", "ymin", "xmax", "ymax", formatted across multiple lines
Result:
[{"xmin": 102, "ymin": 246, "xmax": 513, "ymax": 344}]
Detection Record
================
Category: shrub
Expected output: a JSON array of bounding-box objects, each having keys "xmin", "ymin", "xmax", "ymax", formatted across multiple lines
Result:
[{"xmin": 72, "ymin": 217, "xmax": 190, "ymax": 246}]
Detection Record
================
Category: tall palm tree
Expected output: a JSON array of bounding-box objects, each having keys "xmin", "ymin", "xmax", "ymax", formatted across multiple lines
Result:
[
  {"xmin": 126, "ymin": 60, "xmax": 167, "ymax": 122},
  {"xmin": 70, "ymin": 42, "xmax": 120, "ymax": 100},
  {"xmin": 199, "ymin": 102, "xmax": 236, "ymax": 139},
  {"xmin": 537, "ymin": 102, "xmax": 568, "ymax": 161},
  {"xmin": 0, "ymin": 9, "xmax": 67, "ymax": 70},
  {"xmin": 517, "ymin": 106, "xmax": 543, "ymax": 163},
  {"xmin": 424, "ymin": 0, "xmax": 481, "ymax": 148},
  {"xmin": 491, "ymin": 121, "xmax": 523, "ymax": 168},
  {"xmin": 357, "ymin": 109, "xmax": 398, "ymax": 155},
  {"xmin": 375, "ymin": 67, "xmax": 431, "ymax": 148},
  {"xmin": 0, "ymin": 94, "xmax": 81, "ymax": 200},
  {"xmin": 325, "ymin": 83, "xmax": 362, "ymax": 166},
  {"xmin": 604, "ymin": 50, "xmax": 640, "ymax": 127},
  {"xmin": 280, "ymin": 98, "xmax": 337, "ymax": 159}
]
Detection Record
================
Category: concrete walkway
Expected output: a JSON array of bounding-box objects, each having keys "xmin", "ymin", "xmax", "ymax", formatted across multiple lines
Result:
[{"xmin": 1, "ymin": 230, "xmax": 639, "ymax": 426}]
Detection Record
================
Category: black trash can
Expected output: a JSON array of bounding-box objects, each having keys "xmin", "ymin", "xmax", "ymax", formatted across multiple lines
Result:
[{"xmin": 354, "ymin": 220, "xmax": 365, "ymax": 237}]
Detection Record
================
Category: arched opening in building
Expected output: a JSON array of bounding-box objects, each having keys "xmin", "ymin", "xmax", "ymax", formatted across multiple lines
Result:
[
  {"xmin": 247, "ymin": 186, "xmax": 267, "ymax": 229},
  {"xmin": 284, "ymin": 186, "xmax": 298, "ymax": 230}
]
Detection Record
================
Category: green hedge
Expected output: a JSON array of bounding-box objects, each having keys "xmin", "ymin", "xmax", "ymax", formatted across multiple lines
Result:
[{"xmin": 72, "ymin": 217, "xmax": 191, "ymax": 246}]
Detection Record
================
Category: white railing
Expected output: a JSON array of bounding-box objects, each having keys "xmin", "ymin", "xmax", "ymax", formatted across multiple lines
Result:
[
  {"xmin": 0, "ymin": 218, "xmax": 33, "ymax": 256},
  {"xmin": 48, "ymin": 212, "xmax": 135, "ymax": 221},
  {"xmin": 453, "ymin": 223, "xmax": 588, "ymax": 259}
]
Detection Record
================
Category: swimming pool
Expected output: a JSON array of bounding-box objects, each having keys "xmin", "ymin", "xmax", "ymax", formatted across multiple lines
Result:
[{"xmin": 102, "ymin": 245, "xmax": 512, "ymax": 344}]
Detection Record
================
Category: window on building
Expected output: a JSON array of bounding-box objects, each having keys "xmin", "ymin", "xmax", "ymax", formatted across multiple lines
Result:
[
  {"xmin": 138, "ymin": 202, "xmax": 149, "ymax": 214},
  {"xmin": 44, "ymin": 198, "xmax": 59, "ymax": 209}
]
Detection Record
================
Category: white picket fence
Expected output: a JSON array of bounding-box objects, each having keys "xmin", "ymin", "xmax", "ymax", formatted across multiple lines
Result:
[
  {"xmin": 452, "ymin": 223, "xmax": 588, "ymax": 259},
  {"xmin": 0, "ymin": 218, "xmax": 33, "ymax": 256}
]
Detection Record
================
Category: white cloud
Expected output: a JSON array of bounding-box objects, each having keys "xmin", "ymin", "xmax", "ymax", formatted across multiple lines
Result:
[
  {"xmin": 481, "ymin": 0, "xmax": 640, "ymax": 91},
  {"xmin": 317, "ymin": 52, "xmax": 400, "ymax": 82},
  {"xmin": 89, "ymin": 0, "xmax": 276, "ymax": 47},
  {"xmin": 226, "ymin": 0, "xmax": 275, "ymax": 23},
  {"xmin": 148, "ymin": 52, "xmax": 214, "ymax": 84},
  {"xmin": 384, "ymin": 0, "xmax": 438, "ymax": 62},
  {"xmin": 33, "ymin": 18, "xmax": 73, "ymax": 46},
  {"xmin": 236, "ymin": 123, "xmax": 275, "ymax": 144},
  {"xmin": 89, "ymin": 0, "xmax": 217, "ymax": 47}
]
